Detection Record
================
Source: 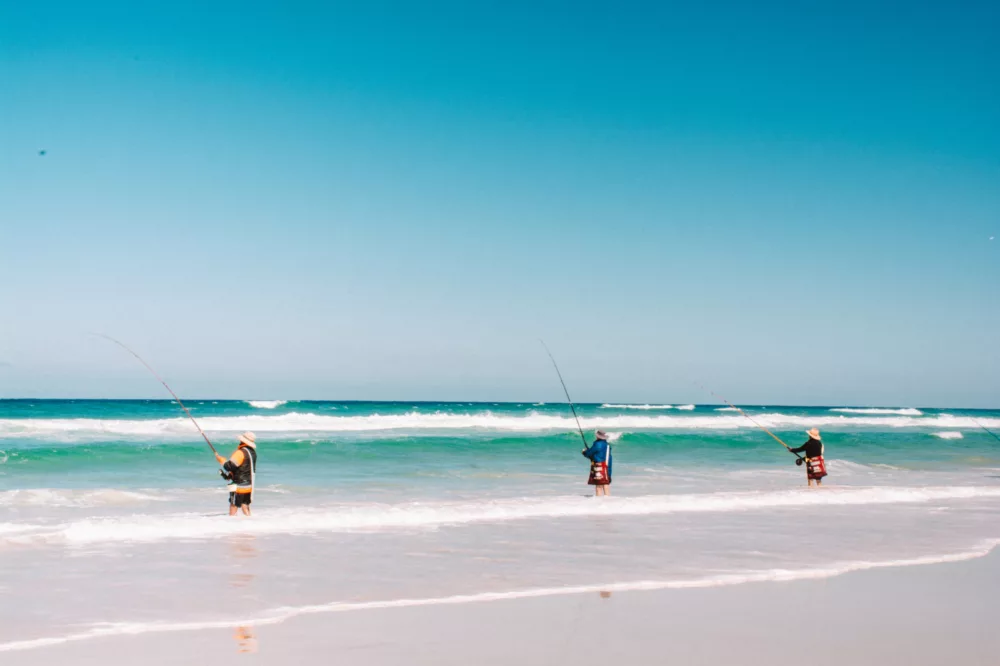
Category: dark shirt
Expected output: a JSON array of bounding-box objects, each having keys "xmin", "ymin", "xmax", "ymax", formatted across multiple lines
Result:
[{"xmin": 790, "ymin": 437, "xmax": 823, "ymax": 458}]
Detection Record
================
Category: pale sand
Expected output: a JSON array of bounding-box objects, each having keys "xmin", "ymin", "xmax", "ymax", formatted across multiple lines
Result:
[{"xmin": 11, "ymin": 550, "xmax": 1000, "ymax": 665}]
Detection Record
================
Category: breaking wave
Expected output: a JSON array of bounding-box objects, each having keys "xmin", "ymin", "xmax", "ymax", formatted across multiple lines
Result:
[
  {"xmin": 933, "ymin": 431, "xmax": 964, "ymax": 440},
  {"xmin": 0, "ymin": 488, "xmax": 167, "ymax": 508},
  {"xmin": 246, "ymin": 400, "xmax": 288, "ymax": 409},
  {"xmin": 4, "ymin": 485, "xmax": 999, "ymax": 547},
  {"xmin": 2, "ymin": 411, "xmax": 997, "ymax": 440}
]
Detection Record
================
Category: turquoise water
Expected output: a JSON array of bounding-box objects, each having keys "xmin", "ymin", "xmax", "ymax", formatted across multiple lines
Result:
[
  {"xmin": 3, "ymin": 400, "xmax": 999, "ymax": 492},
  {"xmin": 1, "ymin": 399, "xmax": 999, "ymax": 654}
]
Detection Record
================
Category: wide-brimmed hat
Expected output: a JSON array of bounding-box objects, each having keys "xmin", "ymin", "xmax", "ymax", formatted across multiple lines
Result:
[
  {"xmin": 595, "ymin": 430, "xmax": 609, "ymax": 440},
  {"xmin": 806, "ymin": 428, "xmax": 821, "ymax": 440},
  {"xmin": 238, "ymin": 431, "xmax": 257, "ymax": 448}
]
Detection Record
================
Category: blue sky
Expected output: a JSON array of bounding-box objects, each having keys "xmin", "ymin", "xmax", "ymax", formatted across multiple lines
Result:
[{"xmin": 1, "ymin": 1, "xmax": 998, "ymax": 405}]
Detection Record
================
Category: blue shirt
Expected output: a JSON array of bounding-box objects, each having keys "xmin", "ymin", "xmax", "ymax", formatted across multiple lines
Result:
[{"xmin": 582, "ymin": 438, "xmax": 612, "ymax": 479}]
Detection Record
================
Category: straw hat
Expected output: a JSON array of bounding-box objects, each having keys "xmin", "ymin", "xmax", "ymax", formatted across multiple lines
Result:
[
  {"xmin": 238, "ymin": 431, "xmax": 257, "ymax": 448},
  {"xmin": 806, "ymin": 428, "xmax": 821, "ymax": 440},
  {"xmin": 595, "ymin": 430, "xmax": 609, "ymax": 441}
]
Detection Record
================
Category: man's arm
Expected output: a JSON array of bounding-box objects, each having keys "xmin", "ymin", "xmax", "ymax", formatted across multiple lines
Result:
[{"xmin": 218, "ymin": 449, "xmax": 245, "ymax": 472}]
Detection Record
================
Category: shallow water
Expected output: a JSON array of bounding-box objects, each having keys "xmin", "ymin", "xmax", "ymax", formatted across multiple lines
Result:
[{"xmin": 1, "ymin": 400, "xmax": 999, "ymax": 652}]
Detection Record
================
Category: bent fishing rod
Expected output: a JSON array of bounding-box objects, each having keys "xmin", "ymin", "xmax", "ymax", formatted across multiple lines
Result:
[
  {"xmin": 696, "ymin": 382, "xmax": 804, "ymax": 462},
  {"xmin": 539, "ymin": 340, "xmax": 590, "ymax": 450},
  {"xmin": 96, "ymin": 334, "xmax": 219, "ymax": 456}
]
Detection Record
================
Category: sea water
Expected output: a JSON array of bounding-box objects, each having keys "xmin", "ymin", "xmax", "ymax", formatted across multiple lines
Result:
[{"xmin": 1, "ymin": 400, "xmax": 999, "ymax": 652}]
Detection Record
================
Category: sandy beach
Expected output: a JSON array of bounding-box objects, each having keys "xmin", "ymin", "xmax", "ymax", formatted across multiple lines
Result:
[{"xmin": 9, "ymin": 547, "xmax": 999, "ymax": 665}]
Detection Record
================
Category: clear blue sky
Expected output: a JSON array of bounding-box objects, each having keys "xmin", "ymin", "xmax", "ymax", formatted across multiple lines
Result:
[{"xmin": 1, "ymin": 1, "xmax": 998, "ymax": 406}]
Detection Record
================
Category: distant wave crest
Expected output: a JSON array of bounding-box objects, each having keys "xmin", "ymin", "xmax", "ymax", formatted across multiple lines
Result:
[
  {"xmin": 2, "ymin": 411, "xmax": 999, "ymax": 440},
  {"xmin": 246, "ymin": 400, "xmax": 288, "ymax": 409},
  {"xmin": 830, "ymin": 407, "xmax": 923, "ymax": 416},
  {"xmin": 600, "ymin": 404, "xmax": 695, "ymax": 411},
  {"xmin": 932, "ymin": 431, "xmax": 964, "ymax": 440},
  {"xmin": 601, "ymin": 404, "xmax": 674, "ymax": 410}
]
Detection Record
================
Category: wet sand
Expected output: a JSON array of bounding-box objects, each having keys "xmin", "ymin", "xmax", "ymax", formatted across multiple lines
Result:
[{"xmin": 10, "ymin": 549, "xmax": 1000, "ymax": 665}]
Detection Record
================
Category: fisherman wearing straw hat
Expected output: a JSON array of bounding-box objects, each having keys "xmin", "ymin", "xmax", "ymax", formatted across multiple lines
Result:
[
  {"xmin": 217, "ymin": 432, "xmax": 258, "ymax": 515},
  {"xmin": 789, "ymin": 428, "xmax": 827, "ymax": 487},
  {"xmin": 582, "ymin": 430, "xmax": 613, "ymax": 496}
]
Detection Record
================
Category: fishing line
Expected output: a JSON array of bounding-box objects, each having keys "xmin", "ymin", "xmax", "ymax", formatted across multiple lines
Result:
[
  {"xmin": 95, "ymin": 334, "xmax": 219, "ymax": 456},
  {"xmin": 539, "ymin": 340, "xmax": 589, "ymax": 450},
  {"xmin": 695, "ymin": 382, "xmax": 803, "ymax": 462}
]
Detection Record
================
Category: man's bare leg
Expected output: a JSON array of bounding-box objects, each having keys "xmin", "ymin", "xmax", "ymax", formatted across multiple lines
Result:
[{"xmin": 241, "ymin": 504, "xmax": 251, "ymax": 516}]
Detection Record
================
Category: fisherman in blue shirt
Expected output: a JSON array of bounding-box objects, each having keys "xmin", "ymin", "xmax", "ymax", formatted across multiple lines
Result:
[{"xmin": 582, "ymin": 430, "xmax": 612, "ymax": 496}]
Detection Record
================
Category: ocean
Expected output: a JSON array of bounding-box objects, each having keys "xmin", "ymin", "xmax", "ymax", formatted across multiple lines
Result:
[{"xmin": 1, "ymin": 399, "xmax": 999, "ymax": 653}]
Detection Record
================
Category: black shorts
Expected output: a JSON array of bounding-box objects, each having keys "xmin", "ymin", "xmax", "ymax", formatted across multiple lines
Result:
[{"xmin": 229, "ymin": 492, "xmax": 252, "ymax": 507}]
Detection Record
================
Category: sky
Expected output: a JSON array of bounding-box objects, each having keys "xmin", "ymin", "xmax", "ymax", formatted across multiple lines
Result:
[{"xmin": 1, "ymin": 1, "xmax": 998, "ymax": 406}]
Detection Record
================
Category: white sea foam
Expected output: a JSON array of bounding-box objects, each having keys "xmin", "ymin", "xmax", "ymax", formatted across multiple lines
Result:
[
  {"xmin": 0, "ymin": 488, "xmax": 167, "ymax": 508},
  {"xmin": 0, "ymin": 522, "xmax": 49, "ymax": 536},
  {"xmin": 601, "ymin": 404, "xmax": 675, "ymax": 410},
  {"xmin": 715, "ymin": 407, "xmax": 740, "ymax": 412},
  {"xmin": 676, "ymin": 404, "xmax": 696, "ymax": 411},
  {"xmin": 1, "ymin": 411, "xmax": 996, "ymax": 440},
  {"xmin": 246, "ymin": 400, "xmax": 287, "ymax": 409},
  {"xmin": 830, "ymin": 408, "xmax": 924, "ymax": 416},
  {"xmin": 6, "ymin": 486, "xmax": 999, "ymax": 547},
  {"xmin": 1, "ymin": 540, "xmax": 995, "ymax": 653},
  {"xmin": 933, "ymin": 431, "xmax": 964, "ymax": 440}
]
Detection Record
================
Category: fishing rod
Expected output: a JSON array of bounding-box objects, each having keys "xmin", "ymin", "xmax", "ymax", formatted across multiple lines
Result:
[
  {"xmin": 539, "ymin": 340, "xmax": 590, "ymax": 450},
  {"xmin": 696, "ymin": 382, "xmax": 804, "ymax": 462},
  {"xmin": 971, "ymin": 418, "xmax": 1000, "ymax": 445},
  {"xmin": 96, "ymin": 334, "xmax": 219, "ymax": 456}
]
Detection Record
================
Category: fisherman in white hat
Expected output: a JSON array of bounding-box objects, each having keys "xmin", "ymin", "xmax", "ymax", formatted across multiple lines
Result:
[
  {"xmin": 582, "ymin": 430, "xmax": 613, "ymax": 496},
  {"xmin": 216, "ymin": 431, "xmax": 258, "ymax": 515},
  {"xmin": 789, "ymin": 427, "xmax": 827, "ymax": 487}
]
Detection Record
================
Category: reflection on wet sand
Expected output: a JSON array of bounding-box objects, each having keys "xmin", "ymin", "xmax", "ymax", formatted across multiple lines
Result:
[
  {"xmin": 228, "ymin": 534, "xmax": 259, "ymax": 654},
  {"xmin": 230, "ymin": 572, "xmax": 255, "ymax": 589},
  {"xmin": 233, "ymin": 626, "xmax": 258, "ymax": 654}
]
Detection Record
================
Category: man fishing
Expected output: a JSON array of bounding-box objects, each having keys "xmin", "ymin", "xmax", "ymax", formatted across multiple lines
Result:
[
  {"xmin": 789, "ymin": 427, "xmax": 827, "ymax": 487},
  {"xmin": 582, "ymin": 430, "xmax": 612, "ymax": 496},
  {"xmin": 217, "ymin": 431, "xmax": 258, "ymax": 515}
]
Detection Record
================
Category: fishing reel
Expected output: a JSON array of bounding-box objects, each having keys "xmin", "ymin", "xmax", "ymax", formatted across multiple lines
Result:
[
  {"xmin": 795, "ymin": 458, "xmax": 804, "ymax": 466},
  {"xmin": 219, "ymin": 469, "xmax": 234, "ymax": 481}
]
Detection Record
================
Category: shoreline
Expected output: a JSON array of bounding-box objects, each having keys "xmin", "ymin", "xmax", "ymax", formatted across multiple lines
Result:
[{"xmin": 9, "ymin": 542, "xmax": 1000, "ymax": 664}]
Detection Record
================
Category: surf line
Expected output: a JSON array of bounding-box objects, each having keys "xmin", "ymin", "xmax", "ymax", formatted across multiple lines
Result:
[
  {"xmin": 696, "ymin": 383, "xmax": 803, "ymax": 462},
  {"xmin": 539, "ymin": 340, "xmax": 589, "ymax": 450},
  {"xmin": 95, "ymin": 334, "xmax": 219, "ymax": 457},
  {"xmin": 2, "ymin": 540, "xmax": 996, "ymax": 654}
]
